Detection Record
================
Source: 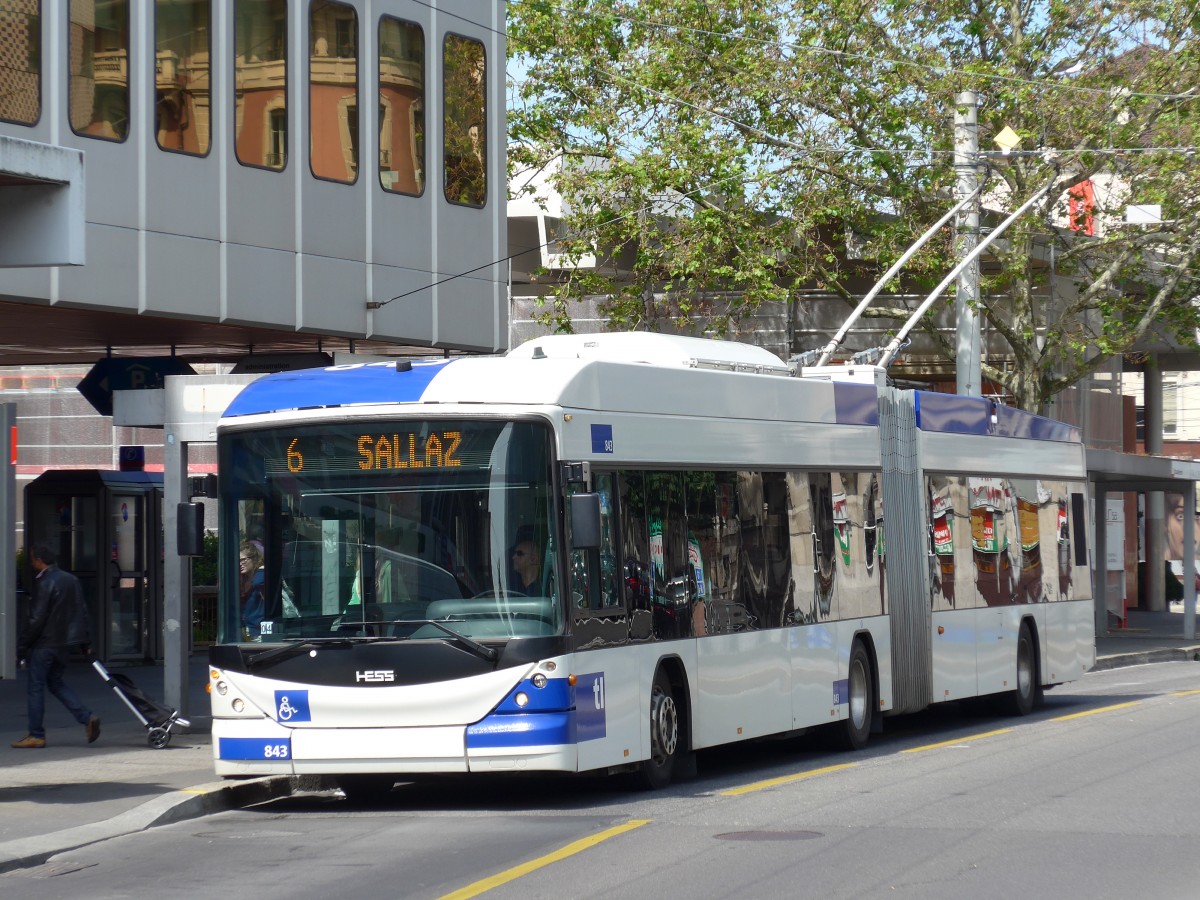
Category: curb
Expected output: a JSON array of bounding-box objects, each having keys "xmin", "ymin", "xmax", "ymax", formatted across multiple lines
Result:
[
  {"xmin": 1091, "ymin": 647, "xmax": 1200, "ymax": 672},
  {"xmin": 0, "ymin": 775, "xmax": 304, "ymax": 875}
]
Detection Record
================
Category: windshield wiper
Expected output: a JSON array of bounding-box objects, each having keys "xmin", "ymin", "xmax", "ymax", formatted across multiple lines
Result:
[
  {"xmin": 246, "ymin": 636, "xmax": 381, "ymax": 668},
  {"xmin": 391, "ymin": 619, "xmax": 499, "ymax": 662},
  {"xmin": 245, "ymin": 622, "xmax": 499, "ymax": 667}
]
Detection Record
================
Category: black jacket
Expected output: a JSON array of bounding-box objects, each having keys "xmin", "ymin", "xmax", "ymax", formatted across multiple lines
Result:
[{"xmin": 20, "ymin": 565, "xmax": 89, "ymax": 655}]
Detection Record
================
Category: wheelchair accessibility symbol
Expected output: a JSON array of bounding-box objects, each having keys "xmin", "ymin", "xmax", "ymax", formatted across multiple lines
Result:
[{"xmin": 274, "ymin": 690, "xmax": 311, "ymax": 723}]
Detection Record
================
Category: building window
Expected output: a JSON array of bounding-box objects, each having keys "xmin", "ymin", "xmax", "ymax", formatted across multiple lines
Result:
[
  {"xmin": 0, "ymin": 0, "xmax": 40, "ymax": 125},
  {"xmin": 378, "ymin": 16, "xmax": 424, "ymax": 196},
  {"xmin": 443, "ymin": 33, "xmax": 486, "ymax": 208},
  {"xmin": 1164, "ymin": 382, "xmax": 1178, "ymax": 437},
  {"xmin": 235, "ymin": 0, "xmax": 287, "ymax": 170},
  {"xmin": 309, "ymin": 0, "xmax": 356, "ymax": 184},
  {"xmin": 155, "ymin": 0, "xmax": 211, "ymax": 156},
  {"xmin": 69, "ymin": 0, "xmax": 129, "ymax": 141}
]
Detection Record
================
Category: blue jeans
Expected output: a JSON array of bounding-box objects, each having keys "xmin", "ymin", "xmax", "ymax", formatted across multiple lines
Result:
[{"xmin": 26, "ymin": 647, "xmax": 92, "ymax": 739}]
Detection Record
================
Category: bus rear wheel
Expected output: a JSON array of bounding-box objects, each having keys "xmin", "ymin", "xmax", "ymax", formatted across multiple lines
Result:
[
  {"xmin": 835, "ymin": 640, "xmax": 874, "ymax": 751},
  {"xmin": 1000, "ymin": 621, "xmax": 1038, "ymax": 716},
  {"xmin": 637, "ymin": 669, "xmax": 679, "ymax": 790}
]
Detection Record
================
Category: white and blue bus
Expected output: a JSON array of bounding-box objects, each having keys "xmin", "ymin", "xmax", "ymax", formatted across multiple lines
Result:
[{"xmin": 208, "ymin": 332, "xmax": 1095, "ymax": 795}]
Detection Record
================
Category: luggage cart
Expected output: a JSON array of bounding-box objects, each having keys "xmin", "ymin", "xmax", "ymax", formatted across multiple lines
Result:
[{"xmin": 91, "ymin": 659, "xmax": 191, "ymax": 749}]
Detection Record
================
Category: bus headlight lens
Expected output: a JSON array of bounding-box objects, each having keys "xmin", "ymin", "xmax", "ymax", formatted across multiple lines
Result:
[
  {"xmin": 216, "ymin": 681, "xmax": 229, "ymax": 696},
  {"xmin": 231, "ymin": 698, "xmax": 245, "ymax": 713},
  {"xmin": 531, "ymin": 673, "xmax": 547, "ymax": 689},
  {"xmin": 514, "ymin": 692, "xmax": 529, "ymax": 708}
]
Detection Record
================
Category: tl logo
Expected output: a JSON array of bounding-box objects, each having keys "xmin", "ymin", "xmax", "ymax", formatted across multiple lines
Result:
[{"xmin": 592, "ymin": 674, "xmax": 605, "ymax": 709}]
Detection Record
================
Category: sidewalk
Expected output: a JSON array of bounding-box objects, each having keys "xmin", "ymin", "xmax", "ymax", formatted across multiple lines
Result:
[
  {"xmin": 1093, "ymin": 605, "xmax": 1200, "ymax": 669},
  {"xmin": 2, "ymin": 615, "xmax": 1199, "ymax": 874},
  {"xmin": 0, "ymin": 654, "xmax": 293, "ymax": 873}
]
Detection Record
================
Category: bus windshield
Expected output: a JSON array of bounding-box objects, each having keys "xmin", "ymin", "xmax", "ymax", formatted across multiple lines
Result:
[{"xmin": 217, "ymin": 419, "xmax": 560, "ymax": 644}]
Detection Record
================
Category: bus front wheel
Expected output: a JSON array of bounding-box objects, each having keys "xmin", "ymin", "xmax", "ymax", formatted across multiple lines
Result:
[{"xmin": 637, "ymin": 669, "xmax": 679, "ymax": 790}]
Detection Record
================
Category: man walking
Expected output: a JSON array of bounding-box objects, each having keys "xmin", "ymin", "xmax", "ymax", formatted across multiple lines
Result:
[{"xmin": 11, "ymin": 543, "xmax": 101, "ymax": 749}]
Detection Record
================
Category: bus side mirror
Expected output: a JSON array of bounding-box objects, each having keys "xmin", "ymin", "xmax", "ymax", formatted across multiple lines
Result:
[
  {"xmin": 569, "ymin": 493, "xmax": 602, "ymax": 550},
  {"xmin": 177, "ymin": 502, "xmax": 205, "ymax": 557}
]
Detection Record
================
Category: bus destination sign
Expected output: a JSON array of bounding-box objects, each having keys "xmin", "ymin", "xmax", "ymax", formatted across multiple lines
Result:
[{"xmin": 284, "ymin": 430, "xmax": 464, "ymax": 474}]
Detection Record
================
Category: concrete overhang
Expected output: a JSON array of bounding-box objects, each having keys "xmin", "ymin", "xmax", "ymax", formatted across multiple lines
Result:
[
  {"xmin": 0, "ymin": 135, "xmax": 85, "ymax": 267},
  {"xmin": 1088, "ymin": 447, "xmax": 1200, "ymax": 492}
]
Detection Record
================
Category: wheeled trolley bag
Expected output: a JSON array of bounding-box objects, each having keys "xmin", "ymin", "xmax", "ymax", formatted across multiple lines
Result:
[{"xmin": 91, "ymin": 659, "xmax": 191, "ymax": 749}]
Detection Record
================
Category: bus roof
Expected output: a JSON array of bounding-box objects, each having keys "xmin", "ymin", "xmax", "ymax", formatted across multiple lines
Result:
[{"xmin": 219, "ymin": 334, "xmax": 1079, "ymax": 444}]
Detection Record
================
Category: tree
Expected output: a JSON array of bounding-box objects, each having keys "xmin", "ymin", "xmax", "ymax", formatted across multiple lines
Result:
[{"xmin": 507, "ymin": 0, "xmax": 1200, "ymax": 412}]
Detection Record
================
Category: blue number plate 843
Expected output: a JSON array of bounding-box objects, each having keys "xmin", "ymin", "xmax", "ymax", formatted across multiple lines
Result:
[{"xmin": 219, "ymin": 737, "xmax": 292, "ymax": 760}]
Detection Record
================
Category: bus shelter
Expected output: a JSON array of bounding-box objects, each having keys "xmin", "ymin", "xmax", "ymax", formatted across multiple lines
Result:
[
  {"xmin": 23, "ymin": 469, "xmax": 164, "ymax": 664},
  {"xmin": 1088, "ymin": 448, "xmax": 1200, "ymax": 640}
]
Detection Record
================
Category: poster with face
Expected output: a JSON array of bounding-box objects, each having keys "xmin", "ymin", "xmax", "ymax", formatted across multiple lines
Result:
[{"xmin": 1165, "ymin": 493, "xmax": 1200, "ymax": 595}]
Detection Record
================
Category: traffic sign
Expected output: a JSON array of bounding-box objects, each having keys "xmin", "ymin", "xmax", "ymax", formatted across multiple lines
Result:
[{"xmin": 77, "ymin": 356, "xmax": 197, "ymax": 417}]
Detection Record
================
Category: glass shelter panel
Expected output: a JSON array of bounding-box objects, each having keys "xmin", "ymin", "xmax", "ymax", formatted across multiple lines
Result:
[
  {"xmin": 219, "ymin": 420, "xmax": 559, "ymax": 643},
  {"xmin": 109, "ymin": 494, "xmax": 143, "ymax": 656}
]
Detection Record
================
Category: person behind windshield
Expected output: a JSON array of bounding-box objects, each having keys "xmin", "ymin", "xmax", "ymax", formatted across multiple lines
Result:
[
  {"xmin": 509, "ymin": 537, "xmax": 542, "ymax": 595},
  {"xmin": 239, "ymin": 541, "xmax": 265, "ymax": 640}
]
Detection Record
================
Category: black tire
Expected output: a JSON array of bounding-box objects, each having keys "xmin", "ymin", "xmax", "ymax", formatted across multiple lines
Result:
[
  {"xmin": 636, "ymin": 669, "xmax": 680, "ymax": 790},
  {"xmin": 148, "ymin": 727, "xmax": 171, "ymax": 749},
  {"xmin": 1001, "ymin": 621, "xmax": 1037, "ymax": 716},
  {"xmin": 835, "ymin": 640, "xmax": 874, "ymax": 751},
  {"xmin": 337, "ymin": 774, "xmax": 396, "ymax": 804}
]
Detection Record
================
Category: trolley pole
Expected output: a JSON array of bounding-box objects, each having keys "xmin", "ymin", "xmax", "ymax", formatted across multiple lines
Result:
[{"xmin": 954, "ymin": 91, "xmax": 982, "ymax": 397}]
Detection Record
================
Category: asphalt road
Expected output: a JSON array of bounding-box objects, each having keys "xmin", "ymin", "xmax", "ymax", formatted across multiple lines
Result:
[{"xmin": 6, "ymin": 662, "xmax": 1200, "ymax": 900}]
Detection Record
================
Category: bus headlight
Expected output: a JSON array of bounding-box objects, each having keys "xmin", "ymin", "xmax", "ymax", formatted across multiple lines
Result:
[
  {"xmin": 216, "ymin": 681, "xmax": 229, "ymax": 696},
  {"xmin": 531, "ymin": 673, "xmax": 547, "ymax": 689},
  {"xmin": 232, "ymin": 698, "xmax": 245, "ymax": 713},
  {"xmin": 514, "ymin": 692, "xmax": 530, "ymax": 708}
]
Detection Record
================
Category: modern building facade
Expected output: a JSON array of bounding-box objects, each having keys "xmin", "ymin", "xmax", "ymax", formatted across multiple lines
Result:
[{"xmin": 0, "ymin": 0, "xmax": 507, "ymax": 356}]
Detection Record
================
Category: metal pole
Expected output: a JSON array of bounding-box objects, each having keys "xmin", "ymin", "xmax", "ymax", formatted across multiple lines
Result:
[
  {"xmin": 163, "ymin": 429, "xmax": 190, "ymax": 715},
  {"xmin": 954, "ymin": 91, "xmax": 981, "ymax": 397},
  {"xmin": 1094, "ymin": 485, "xmax": 1108, "ymax": 638},
  {"xmin": 0, "ymin": 404, "xmax": 16, "ymax": 680},
  {"xmin": 1185, "ymin": 480, "xmax": 1196, "ymax": 640}
]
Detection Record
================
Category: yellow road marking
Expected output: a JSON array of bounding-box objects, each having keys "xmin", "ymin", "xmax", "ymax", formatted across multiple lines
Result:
[
  {"xmin": 903, "ymin": 728, "xmax": 1011, "ymax": 753},
  {"xmin": 1173, "ymin": 689, "xmax": 1200, "ymax": 697},
  {"xmin": 1051, "ymin": 700, "xmax": 1141, "ymax": 721},
  {"xmin": 437, "ymin": 819, "xmax": 650, "ymax": 900},
  {"xmin": 720, "ymin": 763, "xmax": 857, "ymax": 797}
]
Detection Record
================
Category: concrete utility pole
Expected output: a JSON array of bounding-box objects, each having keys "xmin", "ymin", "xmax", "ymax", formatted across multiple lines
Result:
[{"xmin": 954, "ymin": 91, "xmax": 982, "ymax": 397}]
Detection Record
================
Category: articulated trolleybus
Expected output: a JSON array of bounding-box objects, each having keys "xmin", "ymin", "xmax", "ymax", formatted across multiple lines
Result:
[{"xmin": 208, "ymin": 333, "xmax": 1094, "ymax": 795}]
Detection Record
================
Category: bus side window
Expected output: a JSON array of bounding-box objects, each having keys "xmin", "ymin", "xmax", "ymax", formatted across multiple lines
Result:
[{"xmin": 571, "ymin": 474, "xmax": 619, "ymax": 611}]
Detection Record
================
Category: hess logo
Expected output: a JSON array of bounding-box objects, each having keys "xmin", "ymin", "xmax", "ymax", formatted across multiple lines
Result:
[{"xmin": 355, "ymin": 669, "xmax": 395, "ymax": 683}]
